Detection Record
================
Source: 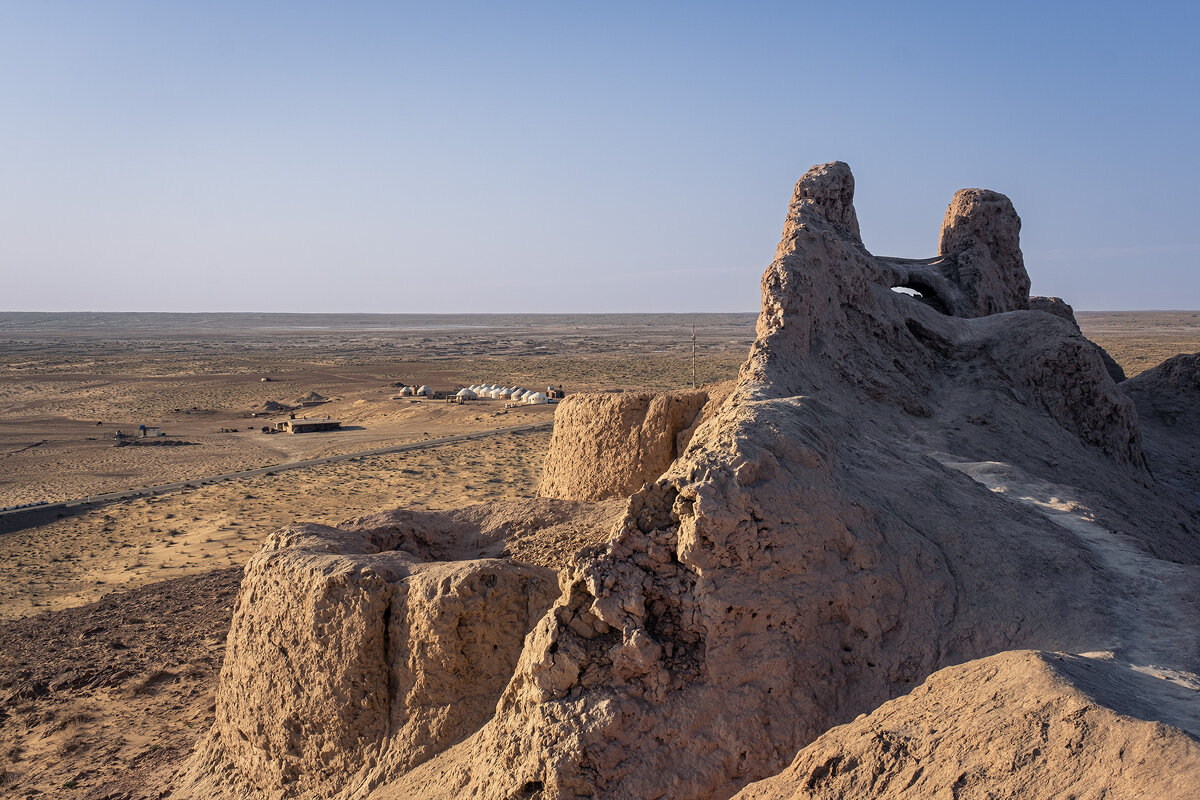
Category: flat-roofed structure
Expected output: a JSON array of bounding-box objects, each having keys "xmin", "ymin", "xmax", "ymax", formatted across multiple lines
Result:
[{"xmin": 274, "ymin": 418, "xmax": 342, "ymax": 434}]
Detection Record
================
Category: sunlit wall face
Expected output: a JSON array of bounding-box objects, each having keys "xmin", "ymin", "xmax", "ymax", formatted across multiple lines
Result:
[{"xmin": 1, "ymin": 2, "xmax": 1196, "ymax": 313}]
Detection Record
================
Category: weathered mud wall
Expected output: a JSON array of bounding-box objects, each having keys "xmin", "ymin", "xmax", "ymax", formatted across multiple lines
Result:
[{"xmin": 538, "ymin": 389, "xmax": 709, "ymax": 501}]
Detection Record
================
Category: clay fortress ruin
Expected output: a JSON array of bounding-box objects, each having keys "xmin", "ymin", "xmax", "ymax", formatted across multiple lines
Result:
[{"xmin": 172, "ymin": 162, "xmax": 1200, "ymax": 799}]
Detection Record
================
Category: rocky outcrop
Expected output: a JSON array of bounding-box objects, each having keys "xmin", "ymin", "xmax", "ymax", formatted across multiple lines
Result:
[
  {"xmin": 372, "ymin": 163, "xmax": 1198, "ymax": 800},
  {"xmin": 880, "ymin": 188, "xmax": 1028, "ymax": 318},
  {"xmin": 184, "ymin": 162, "xmax": 1200, "ymax": 800},
  {"xmin": 937, "ymin": 188, "xmax": 1030, "ymax": 315},
  {"xmin": 1028, "ymin": 294, "xmax": 1078, "ymax": 324},
  {"xmin": 1030, "ymin": 295, "xmax": 1127, "ymax": 382},
  {"xmin": 538, "ymin": 390, "xmax": 710, "ymax": 501},
  {"xmin": 733, "ymin": 650, "xmax": 1200, "ymax": 800}
]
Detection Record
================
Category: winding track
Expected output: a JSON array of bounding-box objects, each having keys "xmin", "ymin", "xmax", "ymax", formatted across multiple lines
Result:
[{"xmin": 0, "ymin": 421, "xmax": 552, "ymax": 526}]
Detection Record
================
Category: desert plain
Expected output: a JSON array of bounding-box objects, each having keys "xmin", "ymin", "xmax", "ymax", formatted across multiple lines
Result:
[
  {"xmin": 1, "ymin": 296, "xmax": 1199, "ymax": 796},
  {"xmin": 0, "ymin": 311, "xmax": 751, "ymax": 796}
]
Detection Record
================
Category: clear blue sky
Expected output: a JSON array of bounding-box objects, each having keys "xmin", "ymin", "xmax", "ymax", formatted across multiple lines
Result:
[{"xmin": 2, "ymin": 1, "xmax": 1197, "ymax": 312}]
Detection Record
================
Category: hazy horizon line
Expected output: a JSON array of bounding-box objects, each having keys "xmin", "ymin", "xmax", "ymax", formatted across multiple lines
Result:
[{"xmin": 1, "ymin": 308, "xmax": 1197, "ymax": 316}]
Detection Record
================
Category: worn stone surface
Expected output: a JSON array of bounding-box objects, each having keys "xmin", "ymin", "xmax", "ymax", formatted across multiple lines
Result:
[
  {"xmin": 733, "ymin": 650, "xmax": 1200, "ymax": 800},
  {"xmin": 879, "ymin": 187, "xmax": 1028, "ymax": 318},
  {"xmin": 538, "ymin": 389, "xmax": 710, "ymax": 501},
  {"xmin": 1029, "ymin": 294, "xmax": 1078, "ymax": 324}
]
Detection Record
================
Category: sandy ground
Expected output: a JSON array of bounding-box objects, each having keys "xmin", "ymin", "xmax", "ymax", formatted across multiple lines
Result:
[
  {"xmin": 1077, "ymin": 310, "xmax": 1200, "ymax": 376},
  {"xmin": 0, "ymin": 429, "xmax": 551, "ymax": 621},
  {"xmin": 1, "ymin": 569, "xmax": 243, "ymax": 799}
]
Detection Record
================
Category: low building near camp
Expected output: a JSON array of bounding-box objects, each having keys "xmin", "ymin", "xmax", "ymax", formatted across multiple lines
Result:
[{"xmin": 273, "ymin": 418, "xmax": 342, "ymax": 434}]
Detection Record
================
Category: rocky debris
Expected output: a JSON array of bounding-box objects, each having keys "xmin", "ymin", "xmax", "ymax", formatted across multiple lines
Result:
[
  {"xmin": 1030, "ymin": 295, "xmax": 1126, "ymax": 382},
  {"xmin": 256, "ymin": 400, "xmax": 292, "ymax": 413},
  {"xmin": 538, "ymin": 390, "xmax": 710, "ymax": 501},
  {"xmin": 183, "ymin": 162, "xmax": 1200, "ymax": 800},
  {"xmin": 732, "ymin": 650, "xmax": 1200, "ymax": 800}
]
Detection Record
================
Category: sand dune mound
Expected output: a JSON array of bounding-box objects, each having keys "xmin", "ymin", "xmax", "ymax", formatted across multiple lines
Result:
[
  {"xmin": 733, "ymin": 650, "xmax": 1200, "ymax": 800},
  {"xmin": 177, "ymin": 162, "xmax": 1200, "ymax": 800}
]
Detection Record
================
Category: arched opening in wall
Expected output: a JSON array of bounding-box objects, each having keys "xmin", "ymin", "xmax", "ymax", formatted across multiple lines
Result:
[{"xmin": 891, "ymin": 283, "xmax": 950, "ymax": 315}]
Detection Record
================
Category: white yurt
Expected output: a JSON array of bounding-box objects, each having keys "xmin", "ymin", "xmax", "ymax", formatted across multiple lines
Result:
[
  {"xmin": 513, "ymin": 389, "xmax": 528, "ymax": 400},
  {"xmin": 456, "ymin": 388, "xmax": 478, "ymax": 400},
  {"xmin": 526, "ymin": 392, "xmax": 549, "ymax": 404},
  {"xmin": 489, "ymin": 388, "xmax": 504, "ymax": 399},
  {"xmin": 399, "ymin": 386, "xmax": 414, "ymax": 396},
  {"xmin": 416, "ymin": 385, "xmax": 430, "ymax": 396},
  {"xmin": 498, "ymin": 388, "xmax": 512, "ymax": 399}
]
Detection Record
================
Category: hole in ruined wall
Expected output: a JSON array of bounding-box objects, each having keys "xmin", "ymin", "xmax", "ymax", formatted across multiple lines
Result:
[
  {"xmin": 891, "ymin": 283, "xmax": 950, "ymax": 315},
  {"xmin": 520, "ymin": 780, "xmax": 544, "ymax": 796}
]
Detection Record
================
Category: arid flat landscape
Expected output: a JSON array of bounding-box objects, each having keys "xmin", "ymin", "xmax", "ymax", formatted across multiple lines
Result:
[{"xmin": 0, "ymin": 313, "xmax": 755, "ymax": 616}]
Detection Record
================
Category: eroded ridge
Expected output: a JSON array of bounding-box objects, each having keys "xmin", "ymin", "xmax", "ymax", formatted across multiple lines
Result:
[{"xmin": 179, "ymin": 162, "xmax": 1200, "ymax": 800}]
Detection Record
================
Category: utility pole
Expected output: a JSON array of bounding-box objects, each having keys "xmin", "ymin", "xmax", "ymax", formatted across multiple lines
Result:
[{"xmin": 691, "ymin": 324, "xmax": 697, "ymax": 389}]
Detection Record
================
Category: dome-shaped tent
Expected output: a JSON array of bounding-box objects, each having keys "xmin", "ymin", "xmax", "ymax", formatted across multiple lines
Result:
[
  {"xmin": 399, "ymin": 386, "xmax": 414, "ymax": 396},
  {"xmin": 498, "ymin": 388, "xmax": 512, "ymax": 399},
  {"xmin": 416, "ymin": 385, "xmax": 430, "ymax": 396},
  {"xmin": 456, "ymin": 388, "xmax": 478, "ymax": 400},
  {"xmin": 526, "ymin": 392, "xmax": 549, "ymax": 404}
]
